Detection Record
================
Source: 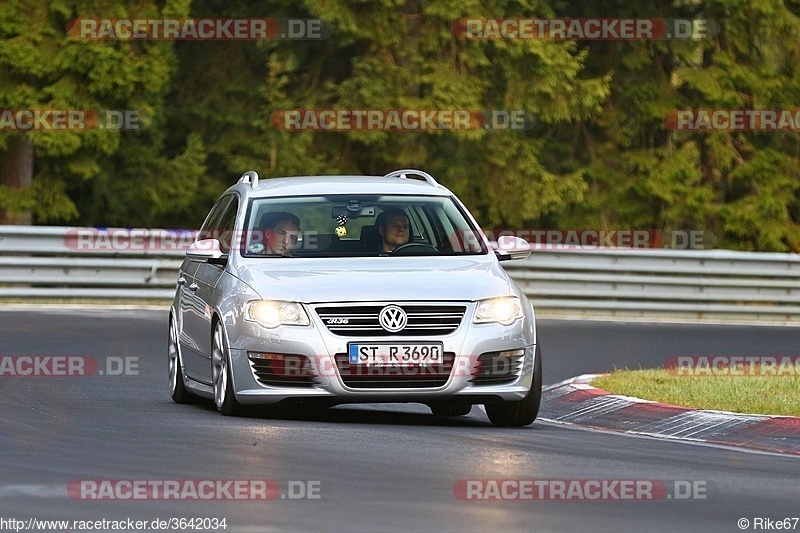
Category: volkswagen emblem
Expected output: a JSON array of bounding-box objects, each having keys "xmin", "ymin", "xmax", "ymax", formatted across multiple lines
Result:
[{"xmin": 378, "ymin": 305, "xmax": 407, "ymax": 333}]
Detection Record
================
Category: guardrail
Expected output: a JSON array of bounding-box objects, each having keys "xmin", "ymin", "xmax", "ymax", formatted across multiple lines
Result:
[
  {"xmin": 0, "ymin": 226, "xmax": 191, "ymax": 300},
  {"xmin": 1, "ymin": 226, "xmax": 799, "ymax": 322},
  {"xmin": 504, "ymin": 247, "xmax": 800, "ymax": 322}
]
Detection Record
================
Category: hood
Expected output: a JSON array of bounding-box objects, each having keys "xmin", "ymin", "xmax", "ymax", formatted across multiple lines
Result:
[{"xmin": 234, "ymin": 255, "xmax": 514, "ymax": 303}]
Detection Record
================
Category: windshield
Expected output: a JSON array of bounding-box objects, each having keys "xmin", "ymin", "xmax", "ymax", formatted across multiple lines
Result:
[{"xmin": 241, "ymin": 194, "xmax": 488, "ymax": 258}]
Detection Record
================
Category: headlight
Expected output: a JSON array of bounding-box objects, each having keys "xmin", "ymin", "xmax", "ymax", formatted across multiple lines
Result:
[
  {"xmin": 245, "ymin": 300, "xmax": 310, "ymax": 328},
  {"xmin": 473, "ymin": 296, "xmax": 523, "ymax": 326}
]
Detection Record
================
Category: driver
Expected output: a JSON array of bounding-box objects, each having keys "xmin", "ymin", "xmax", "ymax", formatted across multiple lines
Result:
[{"xmin": 377, "ymin": 208, "xmax": 410, "ymax": 253}]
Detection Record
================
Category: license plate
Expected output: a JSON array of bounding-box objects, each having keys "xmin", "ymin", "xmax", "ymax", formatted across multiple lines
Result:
[{"xmin": 348, "ymin": 343, "xmax": 443, "ymax": 367}]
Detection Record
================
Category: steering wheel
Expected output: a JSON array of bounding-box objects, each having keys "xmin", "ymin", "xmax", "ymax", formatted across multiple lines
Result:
[{"xmin": 391, "ymin": 242, "xmax": 438, "ymax": 255}]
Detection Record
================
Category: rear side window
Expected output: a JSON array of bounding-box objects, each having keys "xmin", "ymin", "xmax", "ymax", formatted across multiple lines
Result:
[
  {"xmin": 198, "ymin": 195, "xmax": 239, "ymax": 253},
  {"xmin": 198, "ymin": 196, "xmax": 233, "ymax": 241},
  {"xmin": 215, "ymin": 198, "xmax": 239, "ymax": 253}
]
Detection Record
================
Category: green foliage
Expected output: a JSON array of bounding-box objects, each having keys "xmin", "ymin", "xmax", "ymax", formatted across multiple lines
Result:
[
  {"xmin": 0, "ymin": 0, "xmax": 190, "ymax": 224},
  {"xmin": 0, "ymin": 177, "xmax": 78, "ymax": 222},
  {"xmin": 560, "ymin": 0, "xmax": 800, "ymax": 251}
]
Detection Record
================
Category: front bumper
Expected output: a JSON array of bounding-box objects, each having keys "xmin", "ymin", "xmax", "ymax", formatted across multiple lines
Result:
[{"xmin": 225, "ymin": 301, "xmax": 537, "ymax": 405}]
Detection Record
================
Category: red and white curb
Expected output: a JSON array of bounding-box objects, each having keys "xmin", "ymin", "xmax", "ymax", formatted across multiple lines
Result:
[{"xmin": 541, "ymin": 375, "xmax": 800, "ymax": 456}]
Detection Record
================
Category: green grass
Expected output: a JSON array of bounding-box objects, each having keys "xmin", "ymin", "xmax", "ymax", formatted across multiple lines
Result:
[{"xmin": 591, "ymin": 368, "xmax": 800, "ymax": 417}]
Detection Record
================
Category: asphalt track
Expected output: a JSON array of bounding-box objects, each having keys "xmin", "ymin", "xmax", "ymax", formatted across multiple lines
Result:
[{"xmin": 1, "ymin": 309, "xmax": 799, "ymax": 532}]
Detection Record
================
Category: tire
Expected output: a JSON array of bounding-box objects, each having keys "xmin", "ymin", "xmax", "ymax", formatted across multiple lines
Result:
[
  {"xmin": 429, "ymin": 402, "xmax": 472, "ymax": 417},
  {"xmin": 168, "ymin": 315, "xmax": 191, "ymax": 404},
  {"xmin": 485, "ymin": 344, "xmax": 542, "ymax": 427},
  {"xmin": 212, "ymin": 321, "xmax": 244, "ymax": 416}
]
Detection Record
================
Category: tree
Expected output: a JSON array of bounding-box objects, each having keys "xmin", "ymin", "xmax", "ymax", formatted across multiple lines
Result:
[
  {"xmin": 0, "ymin": 0, "xmax": 193, "ymax": 225},
  {"xmin": 558, "ymin": 0, "xmax": 800, "ymax": 251}
]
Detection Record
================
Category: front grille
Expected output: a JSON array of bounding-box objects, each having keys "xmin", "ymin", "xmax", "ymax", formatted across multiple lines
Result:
[
  {"xmin": 315, "ymin": 305, "xmax": 466, "ymax": 336},
  {"xmin": 470, "ymin": 350, "xmax": 525, "ymax": 385},
  {"xmin": 248, "ymin": 354, "xmax": 319, "ymax": 387},
  {"xmin": 334, "ymin": 352, "xmax": 455, "ymax": 388}
]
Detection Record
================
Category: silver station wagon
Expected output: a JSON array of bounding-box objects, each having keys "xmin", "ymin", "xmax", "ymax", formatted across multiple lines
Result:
[{"xmin": 168, "ymin": 169, "xmax": 541, "ymax": 426}]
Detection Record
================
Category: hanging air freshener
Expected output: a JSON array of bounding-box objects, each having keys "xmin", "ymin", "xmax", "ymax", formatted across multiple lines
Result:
[{"xmin": 335, "ymin": 214, "xmax": 348, "ymax": 237}]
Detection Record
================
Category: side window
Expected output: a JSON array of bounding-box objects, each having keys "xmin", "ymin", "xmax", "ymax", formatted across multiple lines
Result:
[
  {"xmin": 198, "ymin": 196, "xmax": 233, "ymax": 241},
  {"xmin": 215, "ymin": 197, "xmax": 240, "ymax": 254}
]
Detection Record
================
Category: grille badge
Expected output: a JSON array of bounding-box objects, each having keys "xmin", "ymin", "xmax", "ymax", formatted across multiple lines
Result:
[{"xmin": 378, "ymin": 305, "xmax": 407, "ymax": 332}]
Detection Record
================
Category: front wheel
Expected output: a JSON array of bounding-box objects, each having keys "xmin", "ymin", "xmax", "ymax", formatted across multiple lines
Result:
[
  {"xmin": 485, "ymin": 345, "xmax": 542, "ymax": 427},
  {"xmin": 212, "ymin": 321, "xmax": 244, "ymax": 416},
  {"xmin": 168, "ymin": 315, "xmax": 191, "ymax": 404}
]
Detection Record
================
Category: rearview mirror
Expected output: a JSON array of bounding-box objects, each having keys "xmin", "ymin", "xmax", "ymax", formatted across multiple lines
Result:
[{"xmin": 331, "ymin": 205, "xmax": 376, "ymax": 219}]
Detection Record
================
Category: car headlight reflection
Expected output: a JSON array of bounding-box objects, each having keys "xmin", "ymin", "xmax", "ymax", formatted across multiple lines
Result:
[
  {"xmin": 246, "ymin": 300, "xmax": 310, "ymax": 328},
  {"xmin": 473, "ymin": 297, "xmax": 523, "ymax": 326}
]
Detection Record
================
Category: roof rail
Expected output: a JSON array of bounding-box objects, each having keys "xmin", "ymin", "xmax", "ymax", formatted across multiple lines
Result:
[
  {"xmin": 239, "ymin": 170, "xmax": 260, "ymax": 190},
  {"xmin": 383, "ymin": 169, "xmax": 439, "ymax": 186}
]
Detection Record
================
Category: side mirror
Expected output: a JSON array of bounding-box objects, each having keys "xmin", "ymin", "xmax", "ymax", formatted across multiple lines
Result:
[
  {"xmin": 494, "ymin": 235, "xmax": 531, "ymax": 261},
  {"xmin": 186, "ymin": 238, "xmax": 228, "ymax": 265}
]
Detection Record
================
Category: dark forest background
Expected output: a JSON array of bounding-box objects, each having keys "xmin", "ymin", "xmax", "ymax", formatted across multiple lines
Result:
[{"xmin": 1, "ymin": 0, "xmax": 799, "ymax": 251}]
